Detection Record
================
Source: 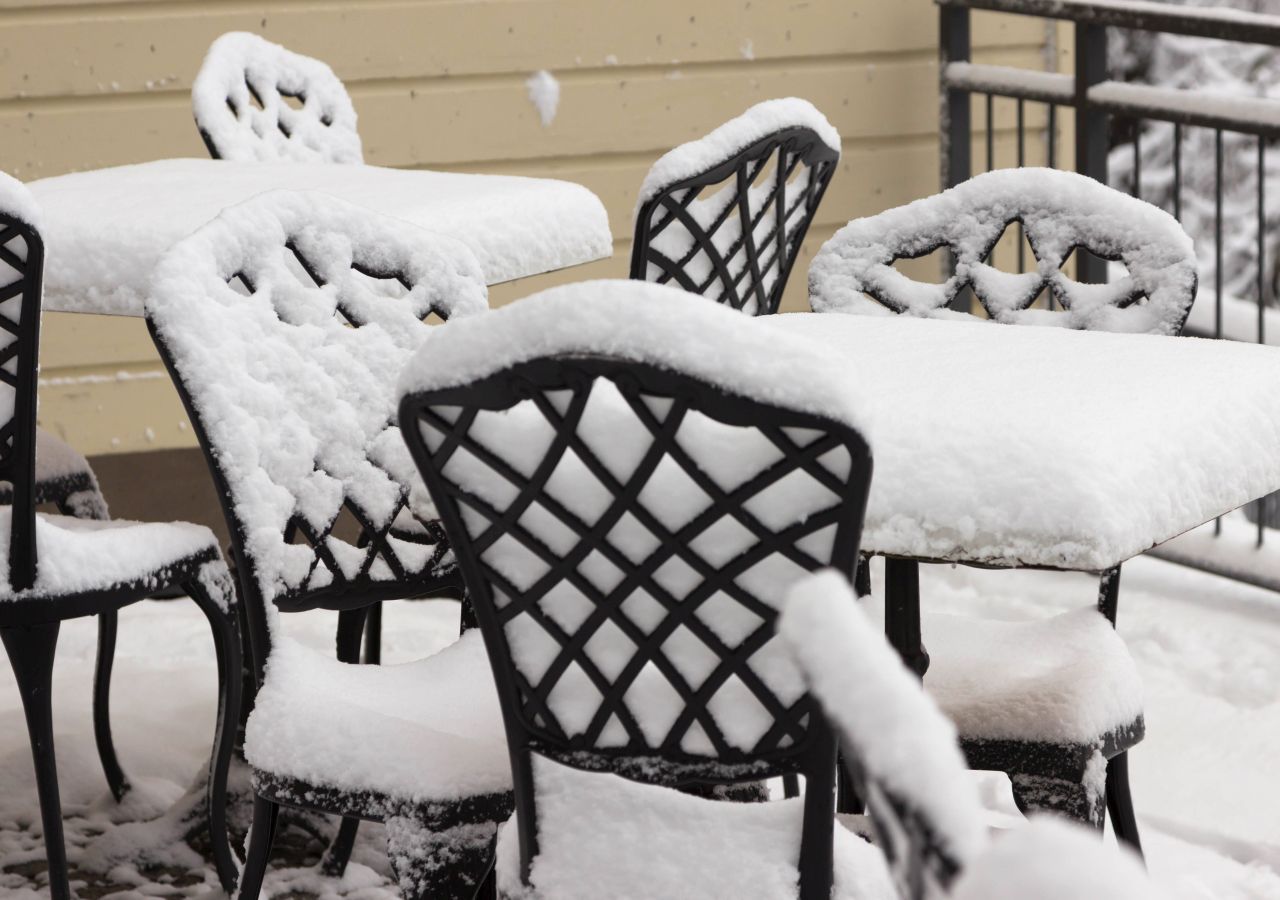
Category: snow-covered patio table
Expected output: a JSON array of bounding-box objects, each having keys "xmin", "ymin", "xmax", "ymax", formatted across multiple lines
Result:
[
  {"xmin": 26, "ymin": 158, "xmax": 613, "ymax": 316},
  {"xmin": 758, "ymin": 310, "xmax": 1280, "ymax": 665}
]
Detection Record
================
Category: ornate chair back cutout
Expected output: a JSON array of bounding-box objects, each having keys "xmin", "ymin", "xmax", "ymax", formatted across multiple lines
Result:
[
  {"xmin": 402, "ymin": 354, "xmax": 873, "ymax": 891},
  {"xmin": 632, "ymin": 127, "xmax": 839, "ymax": 317},
  {"xmin": 809, "ymin": 168, "xmax": 1198, "ymax": 336},
  {"xmin": 0, "ymin": 197, "xmax": 43, "ymax": 591},
  {"xmin": 146, "ymin": 193, "xmax": 488, "ymax": 643},
  {"xmin": 192, "ymin": 32, "xmax": 363, "ymax": 164}
]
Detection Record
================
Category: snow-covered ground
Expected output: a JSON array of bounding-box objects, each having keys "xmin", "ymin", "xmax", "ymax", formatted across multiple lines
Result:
[{"xmin": 1, "ymin": 555, "xmax": 1278, "ymax": 898}]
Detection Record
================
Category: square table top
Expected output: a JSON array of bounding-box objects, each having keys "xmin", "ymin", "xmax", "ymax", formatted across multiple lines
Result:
[
  {"xmin": 26, "ymin": 158, "xmax": 613, "ymax": 317},
  {"xmin": 759, "ymin": 312, "xmax": 1280, "ymax": 572}
]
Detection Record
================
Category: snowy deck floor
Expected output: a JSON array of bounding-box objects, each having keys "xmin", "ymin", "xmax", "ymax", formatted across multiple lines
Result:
[{"xmin": 1, "ymin": 555, "xmax": 1278, "ymax": 898}]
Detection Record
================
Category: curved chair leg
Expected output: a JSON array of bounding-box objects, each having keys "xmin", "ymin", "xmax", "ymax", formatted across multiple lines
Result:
[
  {"xmin": 236, "ymin": 795, "xmax": 280, "ymax": 900},
  {"xmin": 93, "ymin": 609, "xmax": 131, "ymax": 802},
  {"xmin": 321, "ymin": 817, "xmax": 361, "ymax": 877},
  {"xmin": 1105, "ymin": 752, "xmax": 1144, "ymax": 860},
  {"xmin": 2, "ymin": 622, "xmax": 73, "ymax": 900},
  {"xmin": 187, "ymin": 566, "xmax": 244, "ymax": 893},
  {"xmin": 782, "ymin": 774, "xmax": 800, "ymax": 798}
]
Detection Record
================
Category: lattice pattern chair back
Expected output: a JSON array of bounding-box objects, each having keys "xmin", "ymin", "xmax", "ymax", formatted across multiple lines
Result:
[
  {"xmin": 809, "ymin": 168, "xmax": 1198, "ymax": 336},
  {"xmin": 632, "ymin": 99, "xmax": 841, "ymax": 316},
  {"xmin": 780, "ymin": 572, "xmax": 986, "ymax": 900},
  {"xmin": 192, "ymin": 32, "xmax": 362, "ymax": 164},
  {"xmin": 146, "ymin": 191, "xmax": 487, "ymax": 631},
  {"xmin": 0, "ymin": 175, "xmax": 44, "ymax": 591}
]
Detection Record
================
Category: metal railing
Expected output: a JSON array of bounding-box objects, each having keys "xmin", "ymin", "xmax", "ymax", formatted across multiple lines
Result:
[{"xmin": 938, "ymin": 0, "xmax": 1280, "ymax": 591}]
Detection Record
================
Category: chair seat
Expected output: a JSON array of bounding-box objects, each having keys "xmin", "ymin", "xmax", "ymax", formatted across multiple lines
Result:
[
  {"xmin": 494, "ymin": 757, "xmax": 896, "ymax": 900},
  {"xmin": 244, "ymin": 628, "xmax": 510, "ymax": 806},
  {"xmin": 33, "ymin": 429, "xmax": 96, "ymax": 485},
  {"xmin": 0, "ymin": 430, "xmax": 106, "ymax": 513},
  {"xmin": 921, "ymin": 608, "xmax": 1144, "ymax": 745},
  {"xmin": 0, "ymin": 510, "xmax": 219, "ymax": 605}
]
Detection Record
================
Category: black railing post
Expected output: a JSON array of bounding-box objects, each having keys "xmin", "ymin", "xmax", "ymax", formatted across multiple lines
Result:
[
  {"xmin": 940, "ymin": 4, "xmax": 972, "ymax": 307},
  {"xmin": 1075, "ymin": 22, "xmax": 1110, "ymax": 283}
]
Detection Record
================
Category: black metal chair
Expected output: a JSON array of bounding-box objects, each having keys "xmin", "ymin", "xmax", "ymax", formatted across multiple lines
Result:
[
  {"xmin": 0, "ymin": 177, "xmax": 242, "ymax": 899},
  {"xmin": 780, "ymin": 570, "xmax": 1166, "ymax": 900},
  {"xmin": 145, "ymin": 189, "xmax": 510, "ymax": 900},
  {"xmin": 807, "ymin": 167, "xmax": 1198, "ymax": 854},
  {"xmin": 399, "ymin": 281, "xmax": 876, "ymax": 899},
  {"xmin": 192, "ymin": 31, "xmax": 362, "ymax": 164},
  {"xmin": 631, "ymin": 99, "xmax": 841, "ymax": 316}
]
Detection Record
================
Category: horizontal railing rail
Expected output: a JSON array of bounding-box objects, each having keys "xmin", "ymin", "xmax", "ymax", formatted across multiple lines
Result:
[{"xmin": 938, "ymin": 0, "xmax": 1280, "ymax": 591}]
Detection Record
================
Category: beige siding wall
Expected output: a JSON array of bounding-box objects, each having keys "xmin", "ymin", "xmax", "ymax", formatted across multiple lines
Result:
[{"xmin": 1, "ymin": 0, "xmax": 1053, "ymax": 456}]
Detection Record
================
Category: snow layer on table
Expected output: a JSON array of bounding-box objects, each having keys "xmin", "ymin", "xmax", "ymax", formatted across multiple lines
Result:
[
  {"xmin": 147, "ymin": 190, "xmax": 487, "ymax": 604},
  {"xmin": 0, "ymin": 170, "xmax": 41, "ymax": 230},
  {"xmin": 810, "ymin": 167, "xmax": 1196, "ymax": 336},
  {"xmin": 760, "ymin": 312, "xmax": 1280, "ymax": 569},
  {"xmin": 888, "ymin": 604, "xmax": 1144, "ymax": 744},
  {"xmin": 780, "ymin": 571, "xmax": 986, "ymax": 868},
  {"xmin": 192, "ymin": 32, "xmax": 362, "ymax": 164},
  {"xmin": 493, "ymin": 755, "xmax": 895, "ymax": 900},
  {"xmin": 28, "ymin": 158, "xmax": 612, "ymax": 316},
  {"xmin": 0, "ymin": 509, "xmax": 215, "ymax": 600},
  {"xmin": 636, "ymin": 98, "xmax": 840, "ymax": 208},
  {"xmin": 244, "ymin": 629, "xmax": 509, "ymax": 801},
  {"xmin": 952, "ymin": 817, "xmax": 1167, "ymax": 900},
  {"xmin": 405, "ymin": 281, "xmax": 868, "ymax": 754}
]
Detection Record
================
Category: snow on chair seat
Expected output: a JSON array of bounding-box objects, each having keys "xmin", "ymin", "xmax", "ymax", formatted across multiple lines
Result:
[
  {"xmin": 146, "ymin": 189, "xmax": 504, "ymax": 899},
  {"xmin": 632, "ymin": 99, "xmax": 841, "ymax": 316},
  {"xmin": 492, "ymin": 755, "xmax": 896, "ymax": 900},
  {"xmin": 192, "ymin": 32, "xmax": 362, "ymax": 164},
  {"xmin": 398, "ymin": 280, "xmax": 876, "ymax": 900},
  {"xmin": 809, "ymin": 167, "xmax": 1197, "ymax": 335}
]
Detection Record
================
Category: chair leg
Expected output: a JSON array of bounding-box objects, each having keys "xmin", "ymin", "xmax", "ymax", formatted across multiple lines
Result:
[
  {"xmin": 187, "ymin": 566, "xmax": 245, "ymax": 893},
  {"xmin": 1106, "ymin": 752, "xmax": 1144, "ymax": 860},
  {"xmin": 782, "ymin": 774, "xmax": 800, "ymax": 798},
  {"xmin": 326, "ymin": 607, "xmax": 368, "ymax": 875},
  {"xmin": 385, "ymin": 813, "xmax": 498, "ymax": 900},
  {"xmin": 92, "ymin": 610, "xmax": 131, "ymax": 802},
  {"xmin": 1010, "ymin": 772, "xmax": 1103, "ymax": 829},
  {"xmin": 2, "ymin": 622, "xmax": 73, "ymax": 900},
  {"xmin": 236, "ymin": 795, "xmax": 280, "ymax": 900},
  {"xmin": 321, "ymin": 817, "xmax": 361, "ymax": 877},
  {"xmin": 362, "ymin": 601, "xmax": 383, "ymax": 665}
]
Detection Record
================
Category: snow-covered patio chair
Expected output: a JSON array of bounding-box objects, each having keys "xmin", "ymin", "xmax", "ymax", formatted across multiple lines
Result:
[
  {"xmin": 192, "ymin": 32, "xmax": 362, "ymax": 164},
  {"xmin": 780, "ymin": 571, "xmax": 1168, "ymax": 900},
  {"xmin": 398, "ymin": 280, "xmax": 880, "ymax": 900},
  {"xmin": 145, "ymin": 190, "xmax": 509, "ymax": 899},
  {"xmin": 809, "ymin": 167, "xmax": 1197, "ymax": 334},
  {"xmin": 631, "ymin": 99, "xmax": 841, "ymax": 316},
  {"xmin": 0, "ymin": 173, "xmax": 242, "ymax": 899},
  {"xmin": 806, "ymin": 167, "xmax": 1198, "ymax": 854}
]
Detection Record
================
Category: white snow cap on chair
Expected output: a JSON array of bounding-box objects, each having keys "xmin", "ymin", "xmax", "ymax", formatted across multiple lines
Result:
[
  {"xmin": 398, "ymin": 278, "xmax": 870, "ymax": 434},
  {"xmin": 778, "ymin": 570, "xmax": 987, "ymax": 869},
  {"xmin": 192, "ymin": 31, "xmax": 362, "ymax": 164},
  {"xmin": 636, "ymin": 98, "xmax": 842, "ymax": 209},
  {"xmin": 0, "ymin": 170, "xmax": 42, "ymax": 230}
]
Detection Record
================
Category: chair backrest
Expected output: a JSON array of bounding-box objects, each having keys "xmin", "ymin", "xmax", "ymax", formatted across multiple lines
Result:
[
  {"xmin": 145, "ymin": 190, "xmax": 487, "ymax": 676},
  {"xmin": 809, "ymin": 167, "xmax": 1198, "ymax": 335},
  {"xmin": 0, "ymin": 174, "xmax": 44, "ymax": 592},
  {"xmin": 631, "ymin": 99, "xmax": 841, "ymax": 316},
  {"xmin": 399, "ymin": 280, "xmax": 873, "ymax": 897},
  {"xmin": 192, "ymin": 32, "xmax": 362, "ymax": 164},
  {"xmin": 779, "ymin": 571, "xmax": 986, "ymax": 900}
]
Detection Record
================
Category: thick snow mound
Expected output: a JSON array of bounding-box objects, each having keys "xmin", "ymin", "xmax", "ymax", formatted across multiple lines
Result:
[
  {"xmin": 147, "ymin": 189, "xmax": 487, "ymax": 604},
  {"xmin": 810, "ymin": 168, "xmax": 1197, "ymax": 335},
  {"xmin": 192, "ymin": 32, "xmax": 362, "ymax": 164},
  {"xmin": 399, "ymin": 279, "xmax": 869, "ymax": 435},
  {"xmin": 28, "ymin": 159, "xmax": 612, "ymax": 316},
  {"xmin": 493, "ymin": 756, "xmax": 895, "ymax": 900},
  {"xmin": 761, "ymin": 312, "xmax": 1280, "ymax": 569},
  {"xmin": 637, "ymin": 98, "xmax": 841, "ymax": 209}
]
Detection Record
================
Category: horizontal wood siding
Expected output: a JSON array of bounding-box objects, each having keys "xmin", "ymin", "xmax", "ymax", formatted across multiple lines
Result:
[{"xmin": 0, "ymin": 0, "xmax": 1055, "ymax": 455}]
